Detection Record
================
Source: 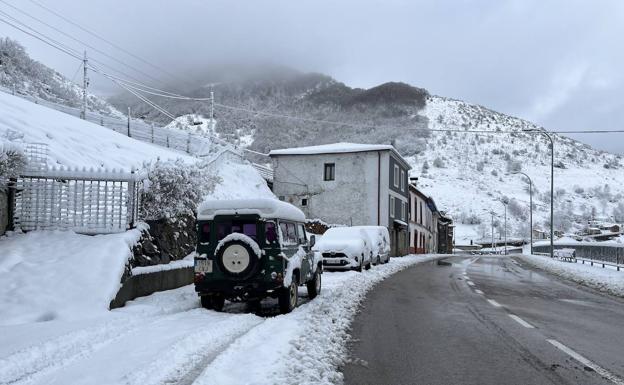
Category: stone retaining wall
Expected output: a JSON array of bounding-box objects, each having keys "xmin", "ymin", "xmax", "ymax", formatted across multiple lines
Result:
[{"xmin": 110, "ymin": 266, "xmax": 193, "ymax": 309}]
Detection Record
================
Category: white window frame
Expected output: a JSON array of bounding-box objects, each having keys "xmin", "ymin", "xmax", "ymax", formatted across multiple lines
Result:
[
  {"xmin": 393, "ymin": 165, "xmax": 399, "ymax": 188},
  {"xmin": 402, "ymin": 201, "xmax": 407, "ymax": 220},
  {"xmin": 390, "ymin": 196, "xmax": 395, "ymax": 218},
  {"xmin": 400, "ymin": 170, "xmax": 405, "ymax": 191}
]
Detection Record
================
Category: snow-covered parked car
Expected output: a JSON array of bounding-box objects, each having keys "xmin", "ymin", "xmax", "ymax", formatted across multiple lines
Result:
[
  {"xmin": 352, "ymin": 226, "xmax": 391, "ymax": 265},
  {"xmin": 194, "ymin": 198, "xmax": 322, "ymax": 314},
  {"xmin": 313, "ymin": 227, "xmax": 373, "ymax": 271}
]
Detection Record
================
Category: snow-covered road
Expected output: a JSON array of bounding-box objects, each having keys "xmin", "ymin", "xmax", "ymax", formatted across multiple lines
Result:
[{"xmin": 0, "ymin": 254, "xmax": 439, "ymax": 385}]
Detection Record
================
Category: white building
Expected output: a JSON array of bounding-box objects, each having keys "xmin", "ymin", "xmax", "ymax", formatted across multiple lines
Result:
[{"xmin": 269, "ymin": 143, "xmax": 411, "ymax": 256}]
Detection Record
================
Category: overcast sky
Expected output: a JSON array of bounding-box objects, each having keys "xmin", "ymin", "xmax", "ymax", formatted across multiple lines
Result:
[{"xmin": 1, "ymin": 0, "xmax": 623, "ymax": 153}]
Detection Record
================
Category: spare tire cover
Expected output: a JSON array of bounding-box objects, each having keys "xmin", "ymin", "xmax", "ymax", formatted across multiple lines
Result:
[{"xmin": 216, "ymin": 240, "xmax": 260, "ymax": 277}]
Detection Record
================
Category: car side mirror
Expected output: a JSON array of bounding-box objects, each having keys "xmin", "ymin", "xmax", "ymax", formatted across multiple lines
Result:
[{"xmin": 309, "ymin": 235, "xmax": 316, "ymax": 248}]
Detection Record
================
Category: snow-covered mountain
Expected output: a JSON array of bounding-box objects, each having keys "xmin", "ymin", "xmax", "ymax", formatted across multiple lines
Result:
[
  {"xmin": 110, "ymin": 67, "xmax": 624, "ymax": 243},
  {"xmin": 0, "ymin": 37, "xmax": 121, "ymax": 116}
]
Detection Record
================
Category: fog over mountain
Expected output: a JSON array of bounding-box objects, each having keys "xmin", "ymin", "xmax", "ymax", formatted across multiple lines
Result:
[{"xmin": 1, "ymin": 0, "xmax": 622, "ymax": 153}]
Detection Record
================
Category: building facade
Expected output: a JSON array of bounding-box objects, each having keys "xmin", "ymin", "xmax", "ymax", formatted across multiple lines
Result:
[
  {"xmin": 269, "ymin": 143, "xmax": 411, "ymax": 256},
  {"xmin": 408, "ymin": 182, "xmax": 439, "ymax": 254}
]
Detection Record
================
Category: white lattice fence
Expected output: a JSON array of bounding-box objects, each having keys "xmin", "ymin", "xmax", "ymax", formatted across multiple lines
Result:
[{"xmin": 13, "ymin": 168, "xmax": 141, "ymax": 234}]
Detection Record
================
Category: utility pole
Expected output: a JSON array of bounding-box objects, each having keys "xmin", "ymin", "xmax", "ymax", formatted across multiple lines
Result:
[
  {"xmin": 210, "ymin": 90, "xmax": 214, "ymax": 121},
  {"xmin": 504, "ymin": 203, "xmax": 508, "ymax": 255},
  {"xmin": 81, "ymin": 51, "xmax": 88, "ymax": 120},
  {"xmin": 523, "ymin": 128, "xmax": 554, "ymax": 259},
  {"xmin": 127, "ymin": 107, "xmax": 131, "ymax": 137},
  {"xmin": 511, "ymin": 171, "xmax": 534, "ymax": 255},
  {"xmin": 491, "ymin": 211, "xmax": 495, "ymax": 254}
]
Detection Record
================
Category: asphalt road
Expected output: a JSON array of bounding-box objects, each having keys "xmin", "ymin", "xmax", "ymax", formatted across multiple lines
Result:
[{"xmin": 342, "ymin": 255, "xmax": 624, "ymax": 385}]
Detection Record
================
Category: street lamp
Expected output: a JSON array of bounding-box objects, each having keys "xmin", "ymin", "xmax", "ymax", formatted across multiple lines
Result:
[
  {"xmin": 522, "ymin": 128, "xmax": 554, "ymax": 259},
  {"xmin": 510, "ymin": 171, "xmax": 533, "ymax": 255},
  {"xmin": 498, "ymin": 199, "xmax": 508, "ymax": 255},
  {"xmin": 490, "ymin": 211, "xmax": 496, "ymax": 254}
]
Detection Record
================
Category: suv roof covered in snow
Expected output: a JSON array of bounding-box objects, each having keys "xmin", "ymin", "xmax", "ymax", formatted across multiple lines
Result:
[{"xmin": 197, "ymin": 198, "xmax": 305, "ymax": 222}]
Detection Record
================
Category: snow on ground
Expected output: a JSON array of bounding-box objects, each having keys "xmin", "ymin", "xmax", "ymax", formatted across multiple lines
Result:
[
  {"xmin": 207, "ymin": 158, "xmax": 275, "ymax": 200},
  {"xmin": 0, "ymin": 90, "xmax": 194, "ymax": 171},
  {"xmin": 519, "ymin": 254, "xmax": 624, "ymax": 298},
  {"xmin": 0, "ymin": 229, "xmax": 142, "ymax": 326},
  {"xmin": 0, "ymin": 254, "xmax": 440, "ymax": 385}
]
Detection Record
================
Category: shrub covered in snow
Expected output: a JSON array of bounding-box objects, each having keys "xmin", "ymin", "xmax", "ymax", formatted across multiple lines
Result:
[
  {"xmin": 140, "ymin": 158, "xmax": 220, "ymax": 220},
  {"xmin": 0, "ymin": 143, "xmax": 26, "ymax": 189}
]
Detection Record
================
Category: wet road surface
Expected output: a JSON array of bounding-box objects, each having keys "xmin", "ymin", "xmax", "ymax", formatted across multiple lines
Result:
[{"xmin": 342, "ymin": 255, "xmax": 624, "ymax": 385}]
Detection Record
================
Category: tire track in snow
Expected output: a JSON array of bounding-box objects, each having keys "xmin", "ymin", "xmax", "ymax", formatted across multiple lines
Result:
[
  {"xmin": 120, "ymin": 313, "xmax": 264, "ymax": 385},
  {"xmin": 0, "ymin": 296, "xmax": 199, "ymax": 385}
]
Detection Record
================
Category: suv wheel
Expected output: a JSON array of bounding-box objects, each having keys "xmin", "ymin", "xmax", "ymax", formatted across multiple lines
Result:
[
  {"xmin": 279, "ymin": 274, "xmax": 298, "ymax": 314},
  {"xmin": 200, "ymin": 295, "xmax": 212, "ymax": 309},
  {"xmin": 211, "ymin": 295, "xmax": 225, "ymax": 312},
  {"xmin": 306, "ymin": 269, "xmax": 321, "ymax": 299}
]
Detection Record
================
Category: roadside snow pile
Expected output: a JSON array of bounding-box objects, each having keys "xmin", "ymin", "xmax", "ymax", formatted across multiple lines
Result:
[
  {"xmin": 520, "ymin": 254, "xmax": 624, "ymax": 298},
  {"xmin": 0, "ymin": 90, "xmax": 193, "ymax": 170},
  {"xmin": 0, "ymin": 229, "xmax": 142, "ymax": 325},
  {"xmin": 194, "ymin": 254, "xmax": 441, "ymax": 385}
]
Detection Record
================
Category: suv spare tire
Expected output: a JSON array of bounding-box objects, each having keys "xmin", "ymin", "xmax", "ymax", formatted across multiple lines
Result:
[{"xmin": 216, "ymin": 239, "xmax": 260, "ymax": 278}]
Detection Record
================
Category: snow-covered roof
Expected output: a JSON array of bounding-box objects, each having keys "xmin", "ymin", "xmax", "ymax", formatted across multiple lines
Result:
[
  {"xmin": 269, "ymin": 142, "xmax": 411, "ymax": 169},
  {"xmin": 269, "ymin": 142, "xmax": 394, "ymax": 156},
  {"xmin": 197, "ymin": 198, "xmax": 305, "ymax": 222}
]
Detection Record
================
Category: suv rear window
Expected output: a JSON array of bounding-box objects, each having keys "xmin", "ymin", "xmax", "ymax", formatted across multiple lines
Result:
[{"xmin": 217, "ymin": 220, "xmax": 257, "ymax": 241}]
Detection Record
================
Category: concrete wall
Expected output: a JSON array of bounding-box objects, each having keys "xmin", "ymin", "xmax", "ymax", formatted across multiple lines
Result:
[
  {"xmin": 110, "ymin": 266, "xmax": 193, "ymax": 309},
  {"xmin": 0, "ymin": 190, "xmax": 8, "ymax": 235},
  {"xmin": 272, "ymin": 151, "xmax": 380, "ymax": 226},
  {"xmin": 533, "ymin": 244, "xmax": 624, "ymax": 264}
]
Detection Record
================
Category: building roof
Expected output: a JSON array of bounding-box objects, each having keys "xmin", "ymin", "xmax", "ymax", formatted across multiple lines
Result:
[{"xmin": 269, "ymin": 142, "xmax": 411, "ymax": 169}]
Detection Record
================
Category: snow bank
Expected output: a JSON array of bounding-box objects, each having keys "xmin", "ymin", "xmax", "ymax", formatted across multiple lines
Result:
[
  {"xmin": 131, "ymin": 256, "xmax": 194, "ymax": 276},
  {"xmin": 0, "ymin": 229, "xmax": 141, "ymax": 325},
  {"xmin": 0, "ymin": 90, "xmax": 194, "ymax": 171},
  {"xmin": 519, "ymin": 254, "xmax": 624, "ymax": 298}
]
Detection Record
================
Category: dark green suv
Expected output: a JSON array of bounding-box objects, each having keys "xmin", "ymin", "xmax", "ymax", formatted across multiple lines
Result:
[{"xmin": 194, "ymin": 198, "xmax": 322, "ymax": 314}]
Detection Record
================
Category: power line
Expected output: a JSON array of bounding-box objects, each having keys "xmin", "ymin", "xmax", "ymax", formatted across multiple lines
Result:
[
  {"xmin": 24, "ymin": 0, "xmax": 197, "ymax": 88},
  {"xmin": 0, "ymin": 1, "xmax": 169, "ymax": 87}
]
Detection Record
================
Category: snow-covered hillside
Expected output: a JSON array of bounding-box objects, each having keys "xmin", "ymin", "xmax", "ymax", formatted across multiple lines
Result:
[
  {"xmin": 414, "ymin": 95, "xmax": 624, "ymax": 243},
  {"xmin": 0, "ymin": 90, "xmax": 193, "ymax": 171}
]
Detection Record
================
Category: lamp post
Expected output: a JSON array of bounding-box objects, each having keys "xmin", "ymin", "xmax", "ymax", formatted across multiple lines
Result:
[
  {"xmin": 490, "ymin": 211, "xmax": 496, "ymax": 254},
  {"xmin": 497, "ymin": 199, "xmax": 508, "ymax": 255},
  {"xmin": 522, "ymin": 129, "xmax": 554, "ymax": 259},
  {"xmin": 511, "ymin": 171, "xmax": 533, "ymax": 255}
]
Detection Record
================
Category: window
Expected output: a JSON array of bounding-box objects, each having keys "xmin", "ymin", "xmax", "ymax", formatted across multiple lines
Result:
[
  {"xmin": 390, "ymin": 196, "xmax": 395, "ymax": 218},
  {"xmin": 265, "ymin": 221, "xmax": 278, "ymax": 245},
  {"xmin": 393, "ymin": 165, "xmax": 399, "ymax": 188},
  {"xmin": 279, "ymin": 221, "xmax": 298, "ymax": 246},
  {"xmin": 420, "ymin": 202, "xmax": 423, "ymax": 224},
  {"xmin": 217, "ymin": 220, "xmax": 257, "ymax": 241},
  {"xmin": 402, "ymin": 201, "xmax": 407, "ymax": 220},
  {"xmin": 297, "ymin": 224, "xmax": 307, "ymax": 244},
  {"xmin": 301, "ymin": 198, "xmax": 308, "ymax": 206},
  {"xmin": 199, "ymin": 223, "xmax": 211, "ymax": 243},
  {"xmin": 400, "ymin": 170, "xmax": 405, "ymax": 191},
  {"xmin": 324, "ymin": 163, "xmax": 335, "ymax": 181}
]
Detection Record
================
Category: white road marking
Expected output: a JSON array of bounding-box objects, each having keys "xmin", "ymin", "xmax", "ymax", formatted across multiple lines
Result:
[
  {"xmin": 486, "ymin": 299, "xmax": 502, "ymax": 308},
  {"xmin": 508, "ymin": 314, "xmax": 535, "ymax": 328},
  {"xmin": 474, "ymin": 289, "xmax": 484, "ymax": 295},
  {"xmin": 547, "ymin": 339, "xmax": 624, "ymax": 385},
  {"xmin": 466, "ymin": 281, "xmax": 475, "ymax": 286}
]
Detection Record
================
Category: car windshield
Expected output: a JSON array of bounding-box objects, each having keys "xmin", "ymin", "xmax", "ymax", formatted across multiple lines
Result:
[{"xmin": 216, "ymin": 220, "xmax": 257, "ymax": 241}]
